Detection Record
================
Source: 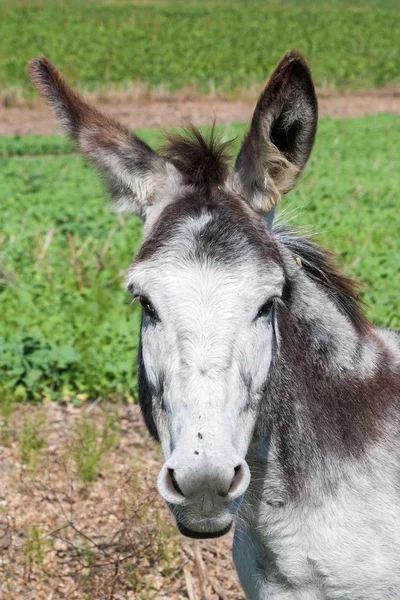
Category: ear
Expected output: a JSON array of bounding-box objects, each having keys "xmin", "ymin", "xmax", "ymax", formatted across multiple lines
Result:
[
  {"xmin": 232, "ymin": 51, "xmax": 317, "ymax": 215},
  {"xmin": 28, "ymin": 57, "xmax": 180, "ymax": 220}
]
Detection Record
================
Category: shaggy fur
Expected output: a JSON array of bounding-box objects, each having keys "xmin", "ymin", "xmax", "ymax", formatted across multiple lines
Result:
[{"xmin": 160, "ymin": 125, "xmax": 233, "ymax": 189}]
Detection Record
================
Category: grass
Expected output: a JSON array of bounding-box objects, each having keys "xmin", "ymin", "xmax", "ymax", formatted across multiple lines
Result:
[
  {"xmin": 24, "ymin": 525, "xmax": 49, "ymax": 577},
  {"xmin": 73, "ymin": 411, "xmax": 120, "ymax": 482},
  {"xmin": 0, "ymin": 396, "xmax": 15, "ymax": 444},
  {"xmin": 0, "ymin": 115, "xmax": 399, "ymax": 403},
  {"xmin": 0, "ymin": 0, "xmax": 399, "ymax": 98},
  {"xmin": 20, "ymin": 415, "xmax": 47, "ymax": 468}
]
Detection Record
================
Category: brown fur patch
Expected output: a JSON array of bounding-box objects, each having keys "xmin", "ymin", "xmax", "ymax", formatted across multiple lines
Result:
[
  {"xmin": 28, "ymin": 56, "xmax": 125, "ymax": 141},
  {"xmin": 28, "ymin": 56, "xmax": 157, "ymax": 161},
  {"xmin": 28, "ymin": 56, "xmax": 165, "ymax": 215}
]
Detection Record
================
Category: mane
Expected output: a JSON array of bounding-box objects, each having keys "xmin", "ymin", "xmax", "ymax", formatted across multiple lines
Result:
[
  {"xmin": 160, "ymin": 125, "xmax": 234, "ymax": 188},
  {"xmin": 273, "ymin": 226, "xmax": 371, "ymax": 335}
]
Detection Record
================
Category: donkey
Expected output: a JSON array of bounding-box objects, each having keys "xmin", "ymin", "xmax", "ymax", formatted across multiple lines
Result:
[{"xmin": 29, "ymin": 51, "xmax": 400, "ymax": 599}]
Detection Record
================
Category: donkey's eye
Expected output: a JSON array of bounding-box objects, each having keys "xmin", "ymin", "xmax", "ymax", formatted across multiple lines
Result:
[
  {"xmin": 137, "ymin": 296, "xmax": 158, "ymax": 322},
  {"xmin": 256, "ymin": 299, "xmax": 275, "ymax": 319}
]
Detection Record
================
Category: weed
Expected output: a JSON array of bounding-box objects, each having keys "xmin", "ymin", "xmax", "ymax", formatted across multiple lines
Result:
[
  {"xmin": 73, "ymin": 417, "xmax": 101, "ymax": 483},
  {"xmin": 24, "ymin": 525, "xmax": 49, "ymax": 578},
  {"xmin": 73, "ymin": 410, "xmax": 120, "ymax": 482},
  {"xmin": 79, "ymin": 543, "xmax": 99, "ymax": 596},
  {"xmin": 20, "ymin": 416, "xmax": 46, "ymax": 469},
  {"xmin": 0, "ymin": 394, "xmax": 15, "ymax": 445},
  {"xmin": 101, "ymin": 409, "xmax": 120, "ymax": 452}
]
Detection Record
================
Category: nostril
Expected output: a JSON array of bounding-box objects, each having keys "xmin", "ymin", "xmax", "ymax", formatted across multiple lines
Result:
[
  {"xmin": 157, "ymin": 465, "xmax": 188, "ymax": 506},
  {"xmin": 229, "ymin": 464, "xmax": 242, "ymax": 492},
  {"xmin": 218, "ymin": 465, "xmax": 244, "ymax": 498},
  {"xmin": 228, "ymin": 461, "xmax": 250, "ymax": 498},
  {"xmin": 168, "ymin": 468, "xmax": 184, "ymax": 497}
]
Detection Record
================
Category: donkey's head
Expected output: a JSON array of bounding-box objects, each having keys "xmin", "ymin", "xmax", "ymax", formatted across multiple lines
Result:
[{"xmin": 29, "ymin": 51, "xmax": 317, "ymax": 538}]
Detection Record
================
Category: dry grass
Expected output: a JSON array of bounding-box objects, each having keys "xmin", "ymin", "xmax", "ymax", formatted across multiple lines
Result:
[
  {"xmin": 0, "ymin": 402, "xmax": 244, "ymax": 600},
  {"xmin": 3, "ymin": 81, "xmax": 400, "ymax": 110},
  {"xmin": 0, "ymin": 81, "xmax": 263, "ymax": 110}
]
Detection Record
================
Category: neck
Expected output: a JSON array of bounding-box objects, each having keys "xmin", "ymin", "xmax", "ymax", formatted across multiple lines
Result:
[{"xmin": 252, "ymin": 271, "xmax": 393, "ymax": 498}]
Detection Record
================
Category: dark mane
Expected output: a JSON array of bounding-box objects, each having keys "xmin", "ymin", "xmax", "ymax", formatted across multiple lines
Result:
[
  {"xmin": 160, "ymin": 125, "xmax": 234, "ymax": 189},
  {"xmin": 274, "ymin": 226, "xmax": 371, "ymax": 334}
]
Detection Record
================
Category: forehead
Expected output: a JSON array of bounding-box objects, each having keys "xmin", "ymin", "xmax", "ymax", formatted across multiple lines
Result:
[
  {"xmin": 128, "ymin": 191, "xmax": 284, "ymax": 293},
  {"xmin": 136, "ymin": 191, "xmax": 281, "ymax": 264}
]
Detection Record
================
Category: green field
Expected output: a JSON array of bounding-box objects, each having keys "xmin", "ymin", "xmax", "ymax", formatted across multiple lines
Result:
[
  {"xmin": 1, "ymin": 115, "xmax": 399, "ymax": 403},
  {"xmin": 1, "ymin": 0, "xmax": 399, "ymax": 97}
]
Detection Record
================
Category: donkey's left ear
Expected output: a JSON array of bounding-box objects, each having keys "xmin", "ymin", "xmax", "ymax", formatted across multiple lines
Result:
[
  {"xmin": 231, "ymin": 51, "xmax": 317, "ymax": 215},
  {"xmin": 28, "ymin": 57, "xmax": 181, "ymax": 221}
]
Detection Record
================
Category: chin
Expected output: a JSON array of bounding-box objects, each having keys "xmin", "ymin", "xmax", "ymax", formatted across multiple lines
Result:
[
  {"xmin": 175, "ymin": 517, "xmax": 233, "ymax": 539},
  {"xmin": 177, "ymin": 520, "xmax": 233, "ymax": 539}
]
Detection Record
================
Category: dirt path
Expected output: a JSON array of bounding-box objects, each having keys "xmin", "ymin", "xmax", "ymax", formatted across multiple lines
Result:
[{"xmin": 1, "ymin": 87, "xmax": 399, "ymax": 136}]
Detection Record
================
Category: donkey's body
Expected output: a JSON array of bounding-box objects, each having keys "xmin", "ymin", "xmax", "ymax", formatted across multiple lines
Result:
[
  {"xmin": 232, "ymin": 248, "xmax": 400, "ymax": 598},
  {"xmin": 29, "ymin": 51, "xmax": 400, "ymax": 599},
  {"xmin": 236, "ymin": 421, "xmax": 400, "ymax": 600}
]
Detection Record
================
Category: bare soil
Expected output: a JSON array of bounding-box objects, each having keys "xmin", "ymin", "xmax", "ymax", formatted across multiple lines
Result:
[
  {"xmin": 1, "ymin": 87, "xmax": 399, "ymax": 136},
  {"xmin": 0, "ymin": 403, "xmax": 244, "ymax": 600}
]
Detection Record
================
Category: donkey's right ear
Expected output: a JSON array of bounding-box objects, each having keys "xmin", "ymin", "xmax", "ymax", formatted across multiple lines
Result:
[{"xmin": 28, "ymin": 57, "xmax": 180, "ymax": 220}]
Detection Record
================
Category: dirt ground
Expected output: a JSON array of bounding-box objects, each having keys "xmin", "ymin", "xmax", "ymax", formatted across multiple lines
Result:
[
  {"xmin": 1, "ymin": 87, "xmax": 399, "ymax": 136},
  {"xmin": 0, "ymin": 402, "xmax": 244, "ymax": 600}
]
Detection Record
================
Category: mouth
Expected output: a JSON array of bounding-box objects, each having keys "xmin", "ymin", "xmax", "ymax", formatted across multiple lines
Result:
[{"xmin": 176, "ymin": 521, "xmax": 232, "ymax": 539}]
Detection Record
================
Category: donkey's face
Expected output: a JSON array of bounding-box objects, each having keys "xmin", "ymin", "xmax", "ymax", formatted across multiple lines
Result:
[
  {"xmin": 29, "ymin": 51, "xmax": 317, "ymax": 538},
  {"xmin": 130, "ymin": 196, "xmax": 286, "ymax": 536}
]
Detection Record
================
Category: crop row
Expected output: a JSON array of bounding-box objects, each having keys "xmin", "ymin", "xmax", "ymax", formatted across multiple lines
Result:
[{"xmin": 1, "ymin": 1, "xmax": 399, "ymax": 96}]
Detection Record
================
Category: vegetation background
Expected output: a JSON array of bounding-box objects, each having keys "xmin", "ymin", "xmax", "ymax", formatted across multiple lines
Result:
[
  {"xmin": 0, "ymin": 1, "xmax": 399, "ymax": 599},
  {"xmin": 1, "ymin": 0, "xmax": 399, "ymax": 403}
]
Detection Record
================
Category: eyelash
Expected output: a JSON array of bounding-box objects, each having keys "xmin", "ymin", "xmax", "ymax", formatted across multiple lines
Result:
[
  {"xmin": 135, "ymin": 296, "xmax": 159, "ymax": 322},
  {"xmin": 133, "ymin": 295, "xmax": 276, "ymax": 323},
  {"xmin": 256, "ymin": 298, "xmax": 275, "ymax": 319}
]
